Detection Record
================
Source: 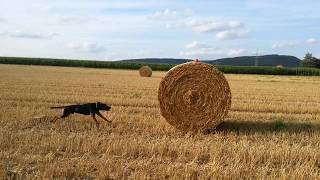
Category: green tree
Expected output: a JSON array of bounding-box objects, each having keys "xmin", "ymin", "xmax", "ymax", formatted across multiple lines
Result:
[{"xmin": 303, "ymin": 53, "xmax": 320, "ymax": 68}]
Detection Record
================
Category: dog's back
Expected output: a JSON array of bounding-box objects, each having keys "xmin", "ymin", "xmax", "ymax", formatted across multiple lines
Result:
[
  {"xmin": 73, "ymin": 103, "xmax": 94, "ymax": 115},
  {"xmin": 51, "ymin": 104, "xmax": 95, "ymax": 115}
]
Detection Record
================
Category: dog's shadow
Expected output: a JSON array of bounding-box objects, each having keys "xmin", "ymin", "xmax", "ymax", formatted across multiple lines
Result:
[{"xmin": 205, "ymin": 120, "xmax": 320, "ymax": 135}]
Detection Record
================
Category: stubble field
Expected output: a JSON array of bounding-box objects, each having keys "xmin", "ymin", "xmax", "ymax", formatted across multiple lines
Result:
[{"xmin": 0, "ymin": 64, "xmax": 320, "ymax": 179}]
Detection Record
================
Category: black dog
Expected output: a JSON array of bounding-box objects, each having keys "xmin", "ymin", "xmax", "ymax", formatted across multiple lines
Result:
[{"xmin": 51, "ymin": 102, "xmax": 112, "ymax": 127}]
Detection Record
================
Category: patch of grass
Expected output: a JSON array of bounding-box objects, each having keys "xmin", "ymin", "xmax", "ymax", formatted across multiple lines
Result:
[
  {"xmin": 301, "ymin": 122, "xmax": 312, "ymax": 129},
  {"xmin": 272, "ymin": 120, "xmax": 286, "ymax": 131}
]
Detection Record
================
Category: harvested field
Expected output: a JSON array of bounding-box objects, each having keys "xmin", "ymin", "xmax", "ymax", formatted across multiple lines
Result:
[{"xmin": 0, "ymin": 64, "xmax": 320, "ymax": 179}]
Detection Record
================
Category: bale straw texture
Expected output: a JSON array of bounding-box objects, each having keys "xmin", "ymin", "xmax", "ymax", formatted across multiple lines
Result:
[
  {"xmin": 139, "ymin": 66, "xmax": 152, "ymax": 77},
  {"xmin": 158, "ymin": 62, "xmax": 231, "ymax": 131}
]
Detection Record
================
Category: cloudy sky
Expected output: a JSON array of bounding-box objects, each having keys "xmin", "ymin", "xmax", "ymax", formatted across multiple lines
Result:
[{"xmin": 0, "ymin": 0, "xmax": 319, "ymax": 60}]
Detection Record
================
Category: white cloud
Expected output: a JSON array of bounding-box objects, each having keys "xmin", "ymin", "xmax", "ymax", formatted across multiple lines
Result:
[
  {"xmin": 151, "ymin": 8, "xmax": 248, "ymax": 42},
  {"xmin": 11, "ymin": 31, "xmax": 45, "ymax": 39},
  {"xmin": 180, "ymin": 48, "xmax": 248, "ymax": 58},
  {"xmin": 98, "ymin": 1, "xmax": 164, "ymax": 10},
  {"xmin": 185, "ymin": 41, "xmax": 209, "ymax": 49},
  {"xmin": 56, "ymin": 15, "xmax": 97, "ymax": 25},
  {"xmin": 181, "ymin": 41, "xmax": 248, "ymax": 59},
  {"xmin": 192, "ymin": 22, "xmax": 229, "ymax": 33},
  {"xmin": 148, "ymin": 8, "xmax": 195, "ymax": 20},
  {"xmin": 216, "ymin": 30, "xmax": 248, "ymax": 40},
  {"xmin": 169, "ymin": 18, "xmax": 244, "ymax": 33},
  {"xmin": 0, "ymin": 17, "xmax": 7, "ymax": 22},
  {"xmin": 0, "ymin": 30, "xmax": 59, "ymax": 39},
  {"xmin": 0, "ymin": 31, "xmax": 8, "ymax": 36},
  {"xmin": 183, "ymin": 8, "xmax": 194, "ymax": 17},
  {"xmin": 228, "ymin": 21, "xmax": 244, "ymax": 28},
  {"xmin": 306, "ymin": 38, "xmax": 319, "ymax": 44},
  {"xmin": 192, "ymin": 20, "xmax": 244, "ymax": 33},
  {"xmin": 67, "ymin": 42, "xmax": 107, "ymax": 53},
  {"xmin": 183, "ymin": 18, "xmax": 203, "ymax": 27},
  {"xmin": 161, "ymin": 15, "xmax": 248, "ymax": 40},
  {"xmin": 148, "ymin": 8, "xmax": 178, "ymax": 20},
  {"xmin": 271, "ymin": 41, "xmax": 297, "ymax": 49},
  {"xmin": 227, "ymin": 48, "xmax": 247, "ymax": 56},
  {"xmin": 180, "ymin": 47, "xmax": 222, "ymax": 56}
]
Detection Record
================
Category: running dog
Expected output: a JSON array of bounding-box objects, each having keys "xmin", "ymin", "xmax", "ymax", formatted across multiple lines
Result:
[{"xmin": 51, "ymin": 102, "xmax": 111, "ymax": 128}]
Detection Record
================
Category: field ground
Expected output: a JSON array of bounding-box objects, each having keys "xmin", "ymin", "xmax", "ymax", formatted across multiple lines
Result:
[{"xmin": 0, "ymin": 64, "xmax": 320, "ymax": 179}]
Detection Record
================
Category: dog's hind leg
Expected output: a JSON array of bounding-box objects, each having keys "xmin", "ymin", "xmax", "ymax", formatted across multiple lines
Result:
[
  {"xmin": 61, "ymin": 113, "xmax": 69, "ymax": 118},
  {"xmin": 61, "ymin": 109, "xmax": 72, "ymax": 118},
  {"xmin": 91, "ymin": 114, "xmax": 100, "ymax": 128},
  {"xmin": 52, "ymin": 109, "xmax": 71, "ymax": 123},
  {"xmin": 50, "ymin": 116, "xmax": 60, "ymax": 122},
  {"xmin": 96, "ymin": 112, "xmax": 112, "ymax": 123}
]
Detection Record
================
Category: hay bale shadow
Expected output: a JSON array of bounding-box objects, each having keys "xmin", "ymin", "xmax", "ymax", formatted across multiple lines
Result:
[{"xmin": 204, "ymin": 120, "xmax": 320, "ymax": 135}]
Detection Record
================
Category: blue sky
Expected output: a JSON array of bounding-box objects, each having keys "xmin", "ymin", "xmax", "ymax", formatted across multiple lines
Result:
[{"xmin": 0, "ymin": 0, "xmax": 319, "ymax": 60}]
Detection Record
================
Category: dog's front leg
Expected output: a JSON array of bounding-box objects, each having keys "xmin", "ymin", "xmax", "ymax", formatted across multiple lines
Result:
[
  {"xmin": 91, "ymin": 114, "xmax": 100, "ymax": 128},
  {"xmin": 96, "ymin": 111, "xmax": 112, "ymax": 123}
]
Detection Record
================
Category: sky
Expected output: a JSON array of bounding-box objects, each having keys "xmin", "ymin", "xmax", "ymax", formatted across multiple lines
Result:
[{"xmin": 0, "ymin": 0, "xmax": 319, "ymax": 61}]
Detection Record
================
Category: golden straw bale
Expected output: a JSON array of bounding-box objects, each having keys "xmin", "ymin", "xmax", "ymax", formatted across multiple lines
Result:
[
  {"xmin": 158, "ymin": 62, "xmax": 231, "ymax": 132},
  {"xmin": 139, "ymin": 66, "xmax": 152, "ymax": 77}
]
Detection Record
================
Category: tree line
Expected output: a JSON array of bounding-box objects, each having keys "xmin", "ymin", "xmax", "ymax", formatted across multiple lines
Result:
[{"xmin": 303, "ymin": 53, "xmax": 320, "ymax": 68}]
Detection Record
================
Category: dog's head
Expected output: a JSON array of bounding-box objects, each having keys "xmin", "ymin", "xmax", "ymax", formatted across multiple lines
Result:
[{"xmin": 96, "ymin": 102, "xmax": 111, "ymax": 111}]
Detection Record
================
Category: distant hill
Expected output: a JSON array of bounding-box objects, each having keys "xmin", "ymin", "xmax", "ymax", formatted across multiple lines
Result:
[
  {"xmin": 120, "ymin": 55, "xmax": 302, "ymax": 67},
  {"xmin": 210, "ymin": 55, "xmax": 301, "ymax": 67},
  {"xmin": 121, "ymin": 58, "xmax": 190, "ymax": 64}
]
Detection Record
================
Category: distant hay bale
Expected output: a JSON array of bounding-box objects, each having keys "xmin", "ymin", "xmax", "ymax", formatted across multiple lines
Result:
[
  {"xmin": 139, "ymin": 66, "xmax": 152, "ymax": 77},
  {"xmin": 158, "ymin": 62, "xmax": 232, "ymax": 132}
]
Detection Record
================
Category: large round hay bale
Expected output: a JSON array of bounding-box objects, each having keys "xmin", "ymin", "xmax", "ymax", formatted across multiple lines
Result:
[
  {"xmin": 139, "ymin": 66, "xmax": 152, "ymax": 77},
  {"xmin": 158, "ymin": 62, "xmax": 231, "ymax": 132}
]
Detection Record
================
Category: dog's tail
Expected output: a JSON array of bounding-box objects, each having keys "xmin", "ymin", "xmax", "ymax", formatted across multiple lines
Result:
[{"xmin": 50, "ymin": 106, "xmax": 67, "ymax": 109}]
